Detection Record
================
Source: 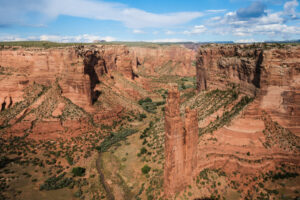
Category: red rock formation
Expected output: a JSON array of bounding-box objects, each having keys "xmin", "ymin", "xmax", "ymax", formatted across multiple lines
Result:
[
  {"xmin": 196, "ymin": 45, "xmax": 263, "ymax": 94},
  {"xmin": 0, "ymin": 45, "xmax": 139, "ymax": 110},
  {"xmin": 196, "ymin": 44, "xmax": 300, "ymax": 135},
  {"xmin": 0, "ymin": 47, "xmax": 91, "ymax": 110},
  {"xmin": 164, "ymin": 86, "xmax": 185, "ymax": 196},
  {"xmin": 184, "ymin": 108, "xmax": 198, "ymax": 180},
  {"xmin": 0, "ymin": 45, "xmax": 195, "ymax": 113},
  {"xmin": 164, "ymin": 86, "xmax": 199, "ymax": 196},
  {"xmin": 131, "ymin": 45, "xmax": 196, "ymax": 77}
]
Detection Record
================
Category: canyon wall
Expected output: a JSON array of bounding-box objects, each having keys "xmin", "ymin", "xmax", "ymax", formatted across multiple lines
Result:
[
  {"xmin": 164, "ymin": 44, "xmax": 300, "ymax": 198},
  {"xmin": 0, "ymin": 45, "xmax": 195, "ymax": 112},
  {"xmin": 131, "ymin": 45, "xmax": 196, "ymax": 77},
  {"xmin": 0, "ymin": 45, "xmax": 138, "ymax": 111},
  {"xmin": 0, "ymin": 47, "xmax": 90, "ymax": 110},
  {"xmin": 164, "ymin": 86, "xmax": 198, "ymax": 196},
  {"xmin": 196, "ymin": 44, "xmax": 300, "ymax": 135},
  {"xmin": 196, "ymin": 45, "xmax": 263, "ymax": 94}
]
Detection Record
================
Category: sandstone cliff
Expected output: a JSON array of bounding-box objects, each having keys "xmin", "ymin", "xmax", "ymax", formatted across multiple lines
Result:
[
  {"xmin": 0, "ymin": 45, "xmax": 196, "ymax": 111},
  {"xmin": 164, "ymin": 86, "xmax": 198, "ymax": 196},
  {"xmin": 0, "ymin": 44, "xmax": 196, "ymax": 138},
  {"xmin": 196, "ymin": 44, "xmax": 300, "ymax": 136},
  {"xmin": 0, "ymin": 45, "xmax": 139, "ymax": 110},
  {"xmin": 131, "ymin": 45, "xmax": 196, "ymax": 77},
  {"xmin": 162, "ymin": 44, "xmax": 300, "ymax": 198}
]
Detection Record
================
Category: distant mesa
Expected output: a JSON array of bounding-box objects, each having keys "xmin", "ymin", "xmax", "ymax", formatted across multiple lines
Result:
[{"xmin": 93, "ymin": 40, "xmax": 107, "ymax": 43}]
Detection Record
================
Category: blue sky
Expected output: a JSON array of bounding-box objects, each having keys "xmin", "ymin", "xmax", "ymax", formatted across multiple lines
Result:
[{"xmin": 0, "ymin": 0, "xmax": 299, "ymax": 43}]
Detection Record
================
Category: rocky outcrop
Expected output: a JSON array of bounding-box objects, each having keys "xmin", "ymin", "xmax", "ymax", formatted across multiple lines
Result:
[
  {"xmin": 162, "ymin": 44, "xmax": 300, "ymax": 198},
  {"xmin": 131, "ymin": 45, "xmax": 196, "ymax": 77},
  {"xmin": 0, "ymin": 45, "xmax": 195, "ymax": 112},
  {"xmin": 0, "ymin": 48, "xmax": 91, "ymax": 110},
  {"xmin": 196, "ymin": 45, "xmax": 263, "ymax": 94},
  {"xmin": 184, "ymin": 108, "xmax": 198, "ymax": 180},
  {"xmin": 0, "ymin": 45, "xmax": 138, "ymax": 110},
  {"xmin": 196, "ymin": 44, "xmax": 300, "ymax": 135},
  {"xmin": 164, "ymin": 86, "xmax": 198, "ymax": 196}
]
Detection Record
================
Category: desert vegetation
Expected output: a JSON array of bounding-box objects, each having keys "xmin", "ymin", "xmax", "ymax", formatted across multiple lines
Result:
[{"xmin": 0, "ymin": 43, "xmax": 299, "ymax": 200}]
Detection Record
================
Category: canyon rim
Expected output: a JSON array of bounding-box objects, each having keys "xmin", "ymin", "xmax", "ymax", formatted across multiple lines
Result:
[{"xmin": 1, "ymin": 0, "xmax": 300, "ymax": 199}]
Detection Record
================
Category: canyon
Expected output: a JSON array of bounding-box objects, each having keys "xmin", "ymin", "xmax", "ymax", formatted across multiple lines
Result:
[
  {"xmin": 163, "ymin": 44, "xmax": 300, "ymax": 198},
  {"xmin": 0, "ymin": 42, "xmax": 299, "ymax": 200},
  {"xmin": 0, "ymin": 44, "xmax": 195, "ymax": 138}
]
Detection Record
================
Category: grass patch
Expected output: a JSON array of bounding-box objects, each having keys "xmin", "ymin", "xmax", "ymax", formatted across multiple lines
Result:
[{"xmin": 96, "ymin": 129, "xmax": 137, "ymax": 152}]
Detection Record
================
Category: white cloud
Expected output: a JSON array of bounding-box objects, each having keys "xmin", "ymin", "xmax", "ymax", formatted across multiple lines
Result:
[
  {"xmin": 0, "ymin": 35, "xmax": 27, "ymax": 41},
  {"xmin": 0, "ymin": 34, "xmax": 116, "ymax": 43},
  {"xmin": 150, "ymin": 38, "xmax": 194, "ymax": 43},
  {"xmin": 165, "ymin": 30, "xmax": 176, "ymax": 35},
  {"xmin": 206, "ymin": 9, "xmax": 227, "ymax": 13},
  {"xmin": 235, "ymin": 39, "xmax": 257, "ymax": 43},
  {"xmin": 211, "ymin": 16, "xmax": 222, "ymax": 21},
  {"xmin": 183, "ymin": 25, "xmax": 207, "ymax": 35},
  {"xmin": 284, "ymin": 0, "xmax": 299, "ymax": 18},
  {"xmin": 258, "ymin": 12, "xmax": 284, "ymax": 25},
  {"xmin": 133, "ymin": 29, "xmax": 144, "ymax": 34},
  {"xmin": 207, "ymin": 0, "xmax": 300, "ymax": 39},
  {"xmin": 0, "ymin": 0, "xmax": 203, "ymax": 28}
]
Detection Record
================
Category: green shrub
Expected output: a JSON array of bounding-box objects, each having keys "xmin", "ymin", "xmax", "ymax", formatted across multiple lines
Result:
[
  {"xmin": 138, "ymin": 98, "xmax": 161, "ymax": 113},
  {"xmin": 72, "ymin": 167, "xmax": 86, "ymax": 177},
  {"xmin": 39, "ymin": 173, "xmax": 73, "ymax": 191},
  {"xmin": 142, "ymin": 139, "xmax": 147, "ymax": 145},
  {"xmin": 0, "ymin": 156, "xmax": 11, "ymax": 169},
  {"xmin": 101, "ymin": 124, "xmax": 112, "ymax": 130},
  {"xmin": 140, "ymin": 147, "xmax": 147, "ymax": 155},
  {"xmin": 96, "ymin": 129, "xmax": 137, "ymax": 152},
  {"xmin": 138, "ymin": 97, "xmax": 152, "ymax": 105},
  {"xmin": 66, "ymin": 154, "xmax": 73, "ymax": 165},
  {"xmin": 271, "ymin": 172, "xmax": 299, "ymax": 180},
  {"xmin": 138, "ymin": 113, "xmax": 147, "ymax": 121},
  {"xmin": 141, "ymin": 165, "xmax": 151, "ymax": 174}
]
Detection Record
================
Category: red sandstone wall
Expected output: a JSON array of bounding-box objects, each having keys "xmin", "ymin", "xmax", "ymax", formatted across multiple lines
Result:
[
  {"xmin": 164, "ymin": 86, "xmax": 198, "ymax": 196},
  {"xmin": 0, "ymin": 45, "xmax": 196, "ymax": 112},
  {"xmin": 196, "ymin": 44, "xmax": 300, "ymax": 135},
  {"xmin": 0, "ymin": 46, "xmax": 138, "ymax": 110},
  {"xmin": 131, "ymin": 45, "xmax": 196, "ymax": 77},
  {"xmin": 0, "ymin": 48, "xmax": 90, "ymax": 109}
]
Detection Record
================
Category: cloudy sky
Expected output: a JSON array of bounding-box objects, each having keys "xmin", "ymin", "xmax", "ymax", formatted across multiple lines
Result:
[{"xmin": 0, "ymin": 0, "xmax": 299, "ymax": 43}]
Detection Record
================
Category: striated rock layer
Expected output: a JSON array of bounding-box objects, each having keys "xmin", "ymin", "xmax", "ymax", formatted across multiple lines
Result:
[
  {"xmin": 0, "ymin": 46, "xmax": 138, "ymax": 111},
  {"xmin": 163, "ymin": 44, "xmax": 300, "ymax": 198},
  {"xmin": 0, "ymin": 44, "xmax": 196, "ymax": 138},
  {"xmin": 0, "ymin": 45, "xmax": 196, "ymax": 112},
  {"xmin": 164, "ymin": 86, "xmax": 198, "ymax": 196},
  {"xmin": 196, "ymin": 44, "xmax": 300, "ymax": 135},
  {"xmin": 131, "ymin": 45, "xmax": 196, "ymax": 77}
]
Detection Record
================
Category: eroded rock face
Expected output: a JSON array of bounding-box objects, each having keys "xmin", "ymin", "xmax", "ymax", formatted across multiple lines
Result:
[
  {"xmin": 164, "ymin": 86, "xmax": 185, "ymax": 195},
  {"xmin": 0, "ymin": 48, "xmax": 90, "ymax": 110},
  {"xmin": 160, "ymin": 44, "xmax": 300, "ymax": 198},
  {"xmin": 131, "ymin": 45, "xmax": 196, "ymax": 77},
  {"xmin": 0, "ymin": 46, "xmax": 138, "ymax": 110},
  {"xmin": 196, "ymin": 44, "xmax": 300, "ymax": 135},
  {"xmin": 184, "ymin": 108, "xmax": 198, "ymax": 180},
  {"xmin": 196, "ymin": 45, "xmax": 264, "ymax": 94},
  {"xmin": 0, "ymin": 45, "xmax": 196, "ymax": 112},
  {"xmin": 164, "ymin": 86, "xmax": 198, "ymax": 196}
]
